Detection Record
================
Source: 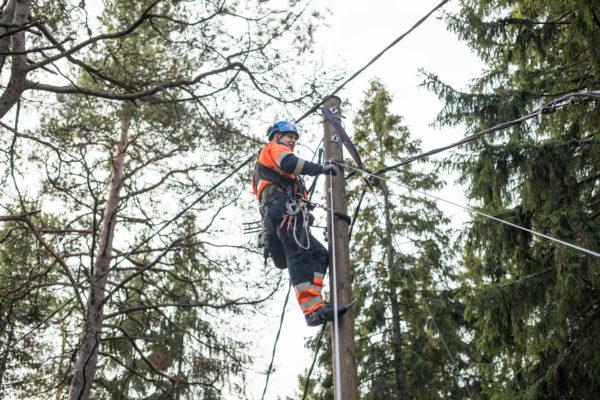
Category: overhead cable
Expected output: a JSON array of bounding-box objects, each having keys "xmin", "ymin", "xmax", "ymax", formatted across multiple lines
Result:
[
  {"xmin": 348, "ymin": 188, "xmax": 367, "ymax": 240},
  {"xmin": 346, "ymin": 165, "xmax": 600, "ymax": 259},
  {"xmin": 375, "ymin": 90, "xmax": 600, "ymax": 175},
  {"xmin": 294, "ymin": 0, "xmax": 451, "ymax": 124}
]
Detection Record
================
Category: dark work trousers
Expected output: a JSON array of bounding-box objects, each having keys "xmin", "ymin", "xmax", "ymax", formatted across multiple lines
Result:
[
  {"xmin": 281, "ymin": 225, "xmax": 328, "ymax": 286},
  {"xmin": 264, "ymin": 198, "xmax": 329, "ymax": 313}
]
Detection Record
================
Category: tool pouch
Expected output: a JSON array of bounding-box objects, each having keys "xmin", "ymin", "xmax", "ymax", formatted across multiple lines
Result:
[{"xmin": 260, "ymin": 205, "xmax": 288, "ymax": 269}]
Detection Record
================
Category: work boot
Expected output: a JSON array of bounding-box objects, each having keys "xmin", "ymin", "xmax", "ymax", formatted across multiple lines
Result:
[{"xmin": 305, "ymin": 300, "xmax": 355, "ymax": 327}]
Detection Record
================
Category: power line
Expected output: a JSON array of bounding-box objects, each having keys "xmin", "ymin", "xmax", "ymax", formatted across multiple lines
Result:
[
  {"xmin": 307, "ymin": 145, "xmax": 324, "ymax": 200},
  {"xmin": 121, "ymin": 0, "xmax": 456, "ymax": 274},
  {"xmin": 348, "ymin": 187, "xmax": 367, "ymax": 240},
  {"xmin": 294, "ymin": 0, "xmax": 451, "ymax": 124},
  {"xmin": 346, "ymin": 165, "xmax": 600, "ymax": 259},
  {"xmin": 375, "ymin": 90, "xmax": 600, "ymax": 175}
]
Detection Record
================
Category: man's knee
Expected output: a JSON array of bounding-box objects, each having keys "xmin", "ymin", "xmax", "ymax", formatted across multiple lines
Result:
[{"xmin": 310, "ymin": 237, "xmax": 328, "ymax": 262}]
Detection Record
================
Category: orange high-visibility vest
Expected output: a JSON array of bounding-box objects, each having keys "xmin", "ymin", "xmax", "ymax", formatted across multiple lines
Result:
[{"xmin": 252, "ymin": 142, "xmax": 307, "ymax": 203}]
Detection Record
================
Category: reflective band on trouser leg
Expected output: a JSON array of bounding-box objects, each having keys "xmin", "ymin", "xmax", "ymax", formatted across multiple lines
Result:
[
  {"xmin": 294, "ymin": 282, "xmax": 322, "ymax": 299},
  {"xmin": 301, "ymin": 296, "xmax": 324, "ymax": 314},
  {"xmin": 296, "ymin": 288, "xmax": 321, "ymax": 302},
  {"xmin": 313, "ymin": 272, "xmax": 324, "ymax": 288},
  {"xmin": 294, "ymin": 282, "xmax": 312, "ymax": 292},
  {"xmin": 295, "ymin": 282, "xmax": 324, "ymax": 314}
]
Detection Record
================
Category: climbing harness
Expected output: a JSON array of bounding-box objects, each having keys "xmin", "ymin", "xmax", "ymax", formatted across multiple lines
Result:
[
  {"xmin": 285, "ymin": 196, "xmax": 311, "ymax": 250},
  {"xmin": 248, "ymin": 192, "xmax": 317, "ymax": 269}
]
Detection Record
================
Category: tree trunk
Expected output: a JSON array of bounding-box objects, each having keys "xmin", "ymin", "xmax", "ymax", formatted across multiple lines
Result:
[
  {"xmin": 0, "ymin": 0, "xmax": 17, "ymax": 75},
  {"xmin": 68, "ymin": 112, "xmax": 131, "ymax": 400},
  {"xmin": 0, "ymin": 0, "xmax": 31, "ymax": 118},
  {"xmin": 382, "ymin": 180, "xmax": 406, "ymax": 400}
]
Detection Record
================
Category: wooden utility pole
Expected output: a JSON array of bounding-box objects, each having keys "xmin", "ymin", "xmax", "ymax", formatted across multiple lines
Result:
[{"xmin": 322, "ymin": 96, "xmax": 359, "ymax": 400}]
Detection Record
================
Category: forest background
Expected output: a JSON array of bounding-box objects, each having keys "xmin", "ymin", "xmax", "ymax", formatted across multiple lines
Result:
[{"xmin": 0, "ymin": 1, "xmax": 598, "ymax": 400}]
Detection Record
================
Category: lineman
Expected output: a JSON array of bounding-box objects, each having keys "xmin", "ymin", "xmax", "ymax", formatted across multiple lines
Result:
[{"xmin": 252, "ymin": 120, "xmax": 350, "ymax": 326}]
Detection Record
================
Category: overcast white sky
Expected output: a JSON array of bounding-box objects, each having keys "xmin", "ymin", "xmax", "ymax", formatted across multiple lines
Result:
[{"xmin": 244, "ymin": 1, "xmax": 484, "ymax": 399}]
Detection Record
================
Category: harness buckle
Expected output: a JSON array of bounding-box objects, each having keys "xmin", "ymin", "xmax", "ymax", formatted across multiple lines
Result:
[{"xmin": 286, "ymin": 199, "xmax": 301, "ymax": 215}]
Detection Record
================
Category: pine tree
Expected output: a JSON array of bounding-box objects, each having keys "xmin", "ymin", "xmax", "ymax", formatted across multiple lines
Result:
[
  {"xmin": 0, "ymin": 1, "xmax": 332, "ymax": 399},
  {"xmin": 423, "ymin": 1, "xmax": 600, "ymax": 398}
]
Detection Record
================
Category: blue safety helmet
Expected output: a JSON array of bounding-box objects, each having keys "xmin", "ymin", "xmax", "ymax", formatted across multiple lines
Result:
[{"xmin": 267, "ymin": 120, "xmax": 299, "ymax": 141}]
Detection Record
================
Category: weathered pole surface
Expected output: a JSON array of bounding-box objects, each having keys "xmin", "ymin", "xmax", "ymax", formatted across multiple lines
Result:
[{"xmin": 322, "ymin": 96, "xmax": 359, "ymax": 400}]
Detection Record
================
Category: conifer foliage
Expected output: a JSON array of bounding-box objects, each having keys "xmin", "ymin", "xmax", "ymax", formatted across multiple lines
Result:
[
  {"xmin": 351, "ymin": 81, "xmax": 473, "ymax": 399},
  {"xmin": 423, "ymin": 1, "xmax": 600, "ymax": 398}
]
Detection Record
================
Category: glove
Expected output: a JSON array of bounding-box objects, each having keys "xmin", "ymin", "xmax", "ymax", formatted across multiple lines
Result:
[{"xmin": 322, "ymin": 164, "xmax": 338, "ymax": 176}]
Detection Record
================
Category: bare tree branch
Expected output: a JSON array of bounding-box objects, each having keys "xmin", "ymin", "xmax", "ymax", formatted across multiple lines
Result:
[{"xmin": 25, "ymin": 0, "xmax": 162, "ymax": 73}]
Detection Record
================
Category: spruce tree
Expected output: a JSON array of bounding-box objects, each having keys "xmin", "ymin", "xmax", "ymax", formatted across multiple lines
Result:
[{"xmin": 423, "ymin": 1, "xmax": 600, "ymax": 398}]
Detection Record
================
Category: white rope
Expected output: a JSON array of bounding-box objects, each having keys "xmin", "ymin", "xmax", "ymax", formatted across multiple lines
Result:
[
  {"xmin": 328, "ymin": 171, "xmax": 343, "ymax": 400},
  {"xmin": 293, "ymin": 203, "xmax": 311, "ymax": 250},
  {"xmin": 346, "ymin": 165, "xmax": 600, "ymax": 259},
  {"xmin": 285, "ymin": 198, "xmax": 311, "ymax": 249}
]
